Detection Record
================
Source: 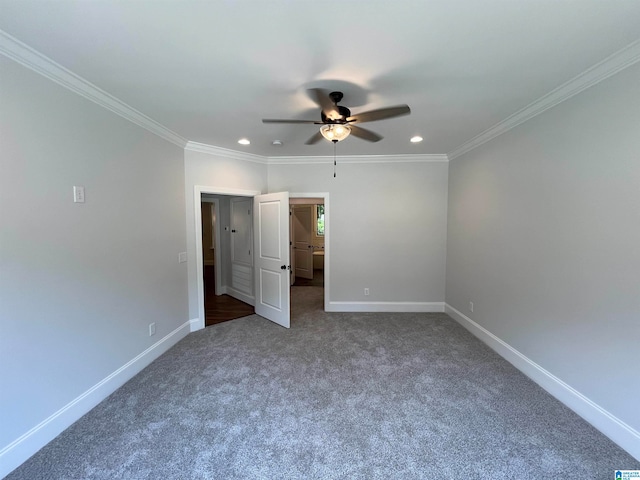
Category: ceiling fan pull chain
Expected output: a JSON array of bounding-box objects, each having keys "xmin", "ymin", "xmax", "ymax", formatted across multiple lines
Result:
[{"xmin": 333, "ymin": 140, "xmax": 337, "ymax": 177}]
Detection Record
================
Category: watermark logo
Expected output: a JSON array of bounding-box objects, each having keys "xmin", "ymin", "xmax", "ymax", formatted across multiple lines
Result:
[{"xmin": 616, "ymin": 471, "xmax": 640, "ymax": 480}]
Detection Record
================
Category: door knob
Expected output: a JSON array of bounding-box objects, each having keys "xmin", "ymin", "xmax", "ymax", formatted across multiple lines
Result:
[{"xmin": 281, "ymin": 265, "xmax": 287, "ymax": 270}]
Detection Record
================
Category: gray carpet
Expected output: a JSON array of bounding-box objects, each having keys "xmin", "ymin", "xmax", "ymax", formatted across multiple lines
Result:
[
  {"xmin": 292, "ymin": 269, "xmax": 324, "ymax": 287},
  {"xmin": 7, "ymin": 287, "xmax": 638, "ymax": 479}
]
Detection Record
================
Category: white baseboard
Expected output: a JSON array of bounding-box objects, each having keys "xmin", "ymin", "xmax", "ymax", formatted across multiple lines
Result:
[
  {"xmin": 444, "ymin": 303, "xmax": 640, "ymax": 461},
  {"xmin": 226, "ymin": 287, "xmax": 255, "ymax": 307},
  {"xmin": 327, "ymin": 301, "xmax": 445, "ymax": 313},
  {"xmin": 0, "ymin": 319, "xmax": 192, "ymax": 478}
]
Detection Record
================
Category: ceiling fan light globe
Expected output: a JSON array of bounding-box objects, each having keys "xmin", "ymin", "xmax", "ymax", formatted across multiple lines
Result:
[{"xmin": 320, "ymin": 124, "xmax": 351, "ymax": 142}]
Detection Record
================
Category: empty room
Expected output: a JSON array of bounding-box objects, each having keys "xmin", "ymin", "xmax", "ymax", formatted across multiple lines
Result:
[{"xmin": 1, "ymin": 1, "xmax": 639, "ymax": 478}]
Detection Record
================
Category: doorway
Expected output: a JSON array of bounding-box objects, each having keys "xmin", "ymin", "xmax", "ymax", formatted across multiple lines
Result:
[
  {"xmin": 291, "ymin": 200, "xmax": 325, "ymax": 288},
  {"xmin": 201, "ymin": 196, "xmax": 255, "ymax": 326},
  {"xmin": 194, "ymin": 188, "xmax": 330, "ymax": 329},
  {"xmin": 194, "ymin": 187, "xmax": 261, "ymax": 329},
  {"xmin": 290, "ymin": 196, "xmax": 328, "ymax": 313}
]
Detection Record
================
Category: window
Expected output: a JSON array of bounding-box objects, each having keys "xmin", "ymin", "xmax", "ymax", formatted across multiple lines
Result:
[{"xmin": 316, "ymin": 204, "xmax": 325, "ymax": 236}]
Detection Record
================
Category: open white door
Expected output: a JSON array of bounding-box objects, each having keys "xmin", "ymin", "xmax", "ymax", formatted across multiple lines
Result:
[{"xmin": 254, "ymin": 192, "xmax": 290, "ymax": 328}]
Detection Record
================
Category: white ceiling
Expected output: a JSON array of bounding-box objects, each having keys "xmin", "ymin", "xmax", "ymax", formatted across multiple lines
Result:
[{"xmin": 2, "ymin": 0, "xmax": 640, "ymax": 157}]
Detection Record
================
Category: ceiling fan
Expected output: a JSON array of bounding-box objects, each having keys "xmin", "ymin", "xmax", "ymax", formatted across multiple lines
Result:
[{"xmin": 262, "ymin": 89, "xmax": 411, "ymax": 145}]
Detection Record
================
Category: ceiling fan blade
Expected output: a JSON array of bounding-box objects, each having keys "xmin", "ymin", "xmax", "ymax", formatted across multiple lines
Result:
[
  {"xmin": 349, "ymin": 125, "xmax": 383, "ymax": 142},
  {"xmin": 305, "ymin": 130, "xmax": 325, "ymax": 145},
  {"xmin": 347, "ymin": 105, "xmax": 411, "ymax": 123},
  {"xmin": 308, "ymin": 88, "xmax": 340, "ymax": 120},
  {"xmin": 262, "ymin": 119, "xmax": 319, "ymax": 124}
]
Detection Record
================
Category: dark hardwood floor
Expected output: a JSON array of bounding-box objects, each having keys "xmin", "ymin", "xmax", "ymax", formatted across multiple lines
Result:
[{"xmin": 204, "ymin": 266, "xmax": 254, "ymax": 326}]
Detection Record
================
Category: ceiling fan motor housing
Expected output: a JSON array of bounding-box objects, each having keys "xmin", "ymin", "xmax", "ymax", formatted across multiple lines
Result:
[
  {"xmin": 322, "ymin": 92, "xmax": 351, "ymax": 123},
  {"xmin": 321, "ymin": 107, "xmax": 351, "ymax": 124}
]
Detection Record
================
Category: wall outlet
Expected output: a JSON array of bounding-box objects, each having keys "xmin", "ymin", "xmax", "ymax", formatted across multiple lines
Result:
[
  {"xmin": 178, "ymin": 252, "xmax": 187, "ymax": 263},
  {"xmin": 469, "ymin": 301, "xmax": 474, "ymax": 313},
  {"xmin": 149, "ymin": 323, "xmax": 156, "ymax": 336},
  {"xmin": 364, "ymin": 288, "xmax": 370, "ymax": 296}
]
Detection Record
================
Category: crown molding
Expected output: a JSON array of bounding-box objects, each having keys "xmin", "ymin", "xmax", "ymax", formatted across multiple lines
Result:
[
  {"xmin": 9, "ymin": 25, "xmax": 636, "ymax": 163},
  {"xmin": 0, "ymin": 30, "xmax": 187, "ymax": 148},
  {"xmin": 185, "ymin": 143, "xmax": 448, "ymax": 165},
  {"xmin": 185, "ymin": 142, "xmax": 268, "ymax": 164},
  {"xmin": 267, "ymin": 153, "xmax": 448, "ymax": 165},
  {"xmin": 448, "ymin": 39, "xmax": 640, "ymax": 160}
]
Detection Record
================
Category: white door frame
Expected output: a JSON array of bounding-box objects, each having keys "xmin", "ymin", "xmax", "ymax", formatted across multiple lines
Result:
[
  {"xmin": 194, "ymin": 185, "xmax": 261, "ymax": 330},
  {"xmin": 290, "ymin": 192, "xmax": 330, "ymax": 312}
]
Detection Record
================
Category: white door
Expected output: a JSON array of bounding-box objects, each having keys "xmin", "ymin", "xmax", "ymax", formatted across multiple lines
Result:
[
  {"xmin": 230, "ymin": 197, "xmax": 253, "ymax": 298},
  {"xmin": 293, "ymin": 205, "xmax": 314, "ymax": 279},
  {"xmin": 254, "ymin": 192, "xmax": 290, "ymax": 328}
]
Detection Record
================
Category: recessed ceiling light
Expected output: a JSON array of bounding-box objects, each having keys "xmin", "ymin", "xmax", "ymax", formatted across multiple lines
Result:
[
  {"xmin": 272, "ymin": 140, "xmax": 283, "ymax": 146},
  {"xmin": 410, "ymin": 136, "xmax": 423, "ymax": 143},
  {"xmin": 238, "ymin": 138, "xmax": 250, "ymax": 145}
]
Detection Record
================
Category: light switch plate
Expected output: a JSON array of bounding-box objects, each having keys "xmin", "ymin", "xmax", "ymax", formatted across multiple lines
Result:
[
  {"xmin": 178, "ymin": 252, "xmax": 187, "ymax": 263},
  {"xmin": 73, "ymin": 186, "xmax": 85, "ymax": 203}
]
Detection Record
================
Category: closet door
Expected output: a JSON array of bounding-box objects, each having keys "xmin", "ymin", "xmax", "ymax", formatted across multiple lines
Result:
[{"xmin": 230, "ymin": 197, "xmax": 253, "ymax": 298}]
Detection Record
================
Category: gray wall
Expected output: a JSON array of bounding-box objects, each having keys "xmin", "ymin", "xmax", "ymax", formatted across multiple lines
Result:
[
  {"xmin": 446, "ymin": 62, "xmax": 640, "ymax": 434},
  {"xmin": 268, "ymin": 160, "xmax": 448, "ymax": 305},
  {"xmin": 0, "ymin": 57, "xmax": 188, "ymax": 454}
]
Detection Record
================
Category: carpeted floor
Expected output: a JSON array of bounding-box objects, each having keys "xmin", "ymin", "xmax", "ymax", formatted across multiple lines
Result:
[
  {"xmin": 6, "ymin": 287, "xmax": 638, "ymax": 479},
  {"xmin": 292, "ymin": 268, "xmax": 324, "ymax": 287}
]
